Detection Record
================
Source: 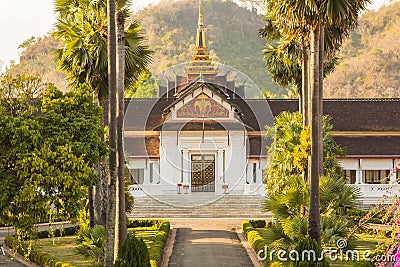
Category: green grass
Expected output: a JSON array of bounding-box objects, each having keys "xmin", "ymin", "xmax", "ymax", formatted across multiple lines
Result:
[
  {"xmin": 34, "ymin": 226, "xmax": 160, "ymax": 266},
  {"xmin": 128, "ymin": 226, "xmax": 158, "ymax": 248},
  {"xmin": 34, "ymin": 236, "xmax": 97, "ymax": 267}
]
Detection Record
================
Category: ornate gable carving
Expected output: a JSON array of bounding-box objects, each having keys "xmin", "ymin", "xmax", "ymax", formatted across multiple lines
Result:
[{"xmin": 176, "ymin": 93, "xmax": 229, "ymax": 118}]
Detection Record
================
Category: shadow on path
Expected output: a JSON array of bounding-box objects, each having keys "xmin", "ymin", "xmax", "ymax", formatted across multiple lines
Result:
[{"xmin": 169, "ymin": 227, "xmax": 253, "ymax": 267}]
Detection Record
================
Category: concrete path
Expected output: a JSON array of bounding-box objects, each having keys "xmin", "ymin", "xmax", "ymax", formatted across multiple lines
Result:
[{"xmin": 167, "ymin": 219, "xmax": 255, "ymax": 267}]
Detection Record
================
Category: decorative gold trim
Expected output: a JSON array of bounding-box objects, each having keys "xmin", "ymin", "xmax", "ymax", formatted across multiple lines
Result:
[
  {"xmin": 331, "ymin": 131, "xmax": 400, "ymax": 136},
  {"xmin": 124, "ymin": 131, "xmax": 160, "ymax": 137}
]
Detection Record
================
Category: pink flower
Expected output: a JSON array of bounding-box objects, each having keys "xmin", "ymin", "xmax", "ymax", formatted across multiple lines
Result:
[{"xmin": 394, "ymin": 246, "xmax": 400, "ymax": 266}]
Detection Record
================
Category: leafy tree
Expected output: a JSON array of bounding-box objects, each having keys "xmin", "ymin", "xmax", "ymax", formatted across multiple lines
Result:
[
  {"xmin": 125, "ymin": 70, "xmax": 159, "ymax": 98},
  {"xmin": 0, "ymin": 75, "xmax": 106, "ymax": 246}
]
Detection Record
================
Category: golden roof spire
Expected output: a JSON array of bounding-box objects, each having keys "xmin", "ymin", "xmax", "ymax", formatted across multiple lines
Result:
[
  {"xmin": 198, "ymin": 0, "xmax": 203, "ymax": 27},
  {"xmin": 185, "ymin": 0, "xmax": 218, "ymax": 78}
]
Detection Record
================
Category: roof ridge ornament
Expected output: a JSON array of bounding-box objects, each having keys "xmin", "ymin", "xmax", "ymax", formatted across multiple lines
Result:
[
  {"xmin": 198, "ymin": 0, "xmax": 204, "ymax": 28},
  {"xmin": 199, "ymin": 71, "xmax": 204, "ymax": 82},
  {"xmin": 184, "ymin": 0, "xmax": 218, "ymax": 78}
]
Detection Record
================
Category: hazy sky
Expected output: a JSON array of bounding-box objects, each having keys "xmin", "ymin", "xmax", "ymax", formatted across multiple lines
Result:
[{"xmin": 0, "ymin": 0, "xmax": 394, "ymax": 71}]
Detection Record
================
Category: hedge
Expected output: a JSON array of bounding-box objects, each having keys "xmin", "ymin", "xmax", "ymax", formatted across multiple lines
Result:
[
  {"xmin": 127, "ymin": 219, "xmax": 170, "ymax": 267},
  {"xmin": 242, "ymin": 220, "xmax": 270, "ymax": 266},
  {"xmin": 5, "ymin": 234, "xmax": 76, "ymax": 267},
  {"xmin": 127, "ymin": 219, "xmax": 164, "ymax": 228},
  {"xmin": 36, "ymin": 225, "xmax": 79, "ymax": 239}
]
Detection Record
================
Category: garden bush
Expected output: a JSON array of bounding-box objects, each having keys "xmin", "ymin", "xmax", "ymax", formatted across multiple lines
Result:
[
  {"xmin": 76, "ymin": 225, "xmax": 105, "ymax": 264},
  {"xmin": 242, "ymin": 220, "xmax": 269, "ymax": 266},
  {"xmin": 126, "ymin": 219, "xmax": 170, "ymax": 267},
  {"xmin": 290, "ymin": 236, "xmax": 329, "ymax": 267},
  {"xmin": 115, "ymin": 234, "xmax": 150, "ymax": 267}
]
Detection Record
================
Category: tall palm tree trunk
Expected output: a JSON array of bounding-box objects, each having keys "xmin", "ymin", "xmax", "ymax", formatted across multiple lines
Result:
[
  {"xmin": 318, "ymin": 24, "xmax": 324, "ymax": 175},
  {"xmin": 301, "ymin": 44, "xmax": 309, "ymax": 190},
  {"xmin": 301, "ymin": 44, "xmax": 309, "ymax": 127},
  {"xmin": 105, "ymin": 0, "xmax": 118, "ymax": 265},
  {"xmin": 308, "ymin": 22, "xmax": 322, "ymax": 245},
  {"xmin": 94, "ymin": 102, "xmax": 108, "ymax": 227},
  {"xmin": 116, "ymin": 11, "xmax": 127, "ymax": 246}
]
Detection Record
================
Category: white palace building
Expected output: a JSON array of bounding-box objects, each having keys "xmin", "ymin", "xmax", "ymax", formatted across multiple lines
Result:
[{"xmin": 123, "ymin": 1, "xmax": 400, "ymax": 206}]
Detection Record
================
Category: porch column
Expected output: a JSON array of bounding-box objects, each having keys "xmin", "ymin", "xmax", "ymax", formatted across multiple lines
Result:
[
  {"xmin": 356, "ymin": 159, "xmax": 363, "ymax": 184},
  {"xmin": 390, "ymin": 159, "xmax": 397, "ymax": 184},
  {"xmin": 143, "ymin": 159, "xmax": 150, "ymax": 185},
  {"xmin": 183, "ymin": 149, "xmax": 190, "ymax": 185},
  {"xmin": 217, "ymin": 149, "xmax": 224, "ymax": 184}
]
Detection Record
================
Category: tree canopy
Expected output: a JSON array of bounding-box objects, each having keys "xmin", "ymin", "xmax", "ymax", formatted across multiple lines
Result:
[
  {"xmin": 0, "ymin": 74, "xmax": 107, "ymax": 235},
  {"xmin": 53, "ymin": 0, "xmax": 152, "ymax": 101}
]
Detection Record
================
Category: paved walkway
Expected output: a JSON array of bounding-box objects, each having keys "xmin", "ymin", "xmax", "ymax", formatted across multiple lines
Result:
[
  {"xmin": 0, "ymin": 226, "xmax": 25, "ymax": 266},
  {"xmin": 167, "ymin": 219, "xmax": 255, "ymax": 267}
]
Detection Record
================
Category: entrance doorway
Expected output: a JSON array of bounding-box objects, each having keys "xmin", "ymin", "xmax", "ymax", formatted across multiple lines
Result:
[{"xmin": 191, "ymin": 154, "xmax": 215, "ymax": 192}]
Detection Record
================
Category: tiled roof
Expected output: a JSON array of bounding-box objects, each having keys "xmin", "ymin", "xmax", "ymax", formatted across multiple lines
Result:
[
  {"xmin": 334, "ymin": 136, "xmax": 400, "ymax": 157},
  {"xmin": 123, "ymin": 98, "xmax": 400, "ymax": 157}
]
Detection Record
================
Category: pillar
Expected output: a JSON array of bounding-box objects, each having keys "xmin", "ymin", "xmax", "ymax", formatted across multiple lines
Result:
[
  {"xmin": 183, "ymin": 149, "xmax": 190, "ymax": 185},
  {"xmin": 217, "ymin": 149, "xmax": 224, "ymax": 184}
]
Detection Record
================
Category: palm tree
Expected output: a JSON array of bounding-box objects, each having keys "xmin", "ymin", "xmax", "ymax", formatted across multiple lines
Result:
[
  {"xmin": 105, "ymin": 0, "xmax": 117, "ymax": 265},
  {"xmin": 53, "ymin": 0, "xmax": 152, "ymax": 230},
  {"xmin": 53, "ymin": 0, "xmax": 152, "ymax": 102},
  {"xmin": 263, "ymin": 0, "xmax": 370, "ymax": 244},
  {"xmin": 116, "ymin": 10, "xmax": 127, "ymax": 247}
]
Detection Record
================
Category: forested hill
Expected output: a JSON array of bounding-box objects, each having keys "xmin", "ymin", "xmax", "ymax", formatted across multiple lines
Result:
[
  {"xmin": 5, "ymin": 1, "xmax": 400, "ymax": 98},
  {"xmin": 132, "ymin": 0, "xmax": 283, "ymax": 95},
  {"xmin": 324, "ymin": 2, "xmax": 400, "ymax": 98}
]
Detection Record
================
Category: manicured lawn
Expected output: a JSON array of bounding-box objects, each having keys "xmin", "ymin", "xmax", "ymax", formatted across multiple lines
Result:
[
  {"xmin": 35, "ymin": 226, "xmax": 161, "ymax": 266},
  {"xmin": 128, "ymin": 226, "xmax": 158, "ymax": 247},
  {"xmin": 34, "ymin": 235, "xmax": 97, "ymax": 267}
]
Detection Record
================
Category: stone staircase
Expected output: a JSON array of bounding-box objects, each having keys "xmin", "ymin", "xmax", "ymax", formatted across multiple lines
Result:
[{"xmin": 128, "ymin": 193, "xmax": 270, "ymax": 218}]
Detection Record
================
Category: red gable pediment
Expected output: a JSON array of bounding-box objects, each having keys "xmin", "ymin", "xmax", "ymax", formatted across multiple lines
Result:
[{"xmin": 176, "ymin": 93, "xmax": 229, "ymax": 118}]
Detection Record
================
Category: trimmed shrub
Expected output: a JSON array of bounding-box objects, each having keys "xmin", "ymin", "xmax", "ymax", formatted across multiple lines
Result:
[
  {"xmin": 115, "ymin": 234, "xmax": 150, "ymax": 267},
  {"xmin": 148, "ymin": 221, "xmax": 170, "ymax": 267},
  {"xmin": 36, "ymin": 226, "xmax": 79, "ymax": 239},
  {"xmin": 242, "ymin": 221, "xmax": 253, "ymax": 236},
  {"xmin": 126, "ymin": 219, "xmax": 170, "ymax": 267},
  {"xmin": 127, "ymin": 219, "xmax": 161, "ymax": 228},
  {"xmin": 242, "ymin": 220, "xmax": 269, "ymax": 266}
]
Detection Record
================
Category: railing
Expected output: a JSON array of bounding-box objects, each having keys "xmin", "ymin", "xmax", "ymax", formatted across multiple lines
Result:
[
  {"xmin": 348, "ymin": 183, "xmax": 400, "ymax": 204},
  {"xmin": 128, "ymin": 184, "xmax": 143, "ymax": 191}
]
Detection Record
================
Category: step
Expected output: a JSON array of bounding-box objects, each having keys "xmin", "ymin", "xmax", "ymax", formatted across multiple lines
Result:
[{"xmin": 129, "ymin": 194, "xmax": 269, "ymax": 218}]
